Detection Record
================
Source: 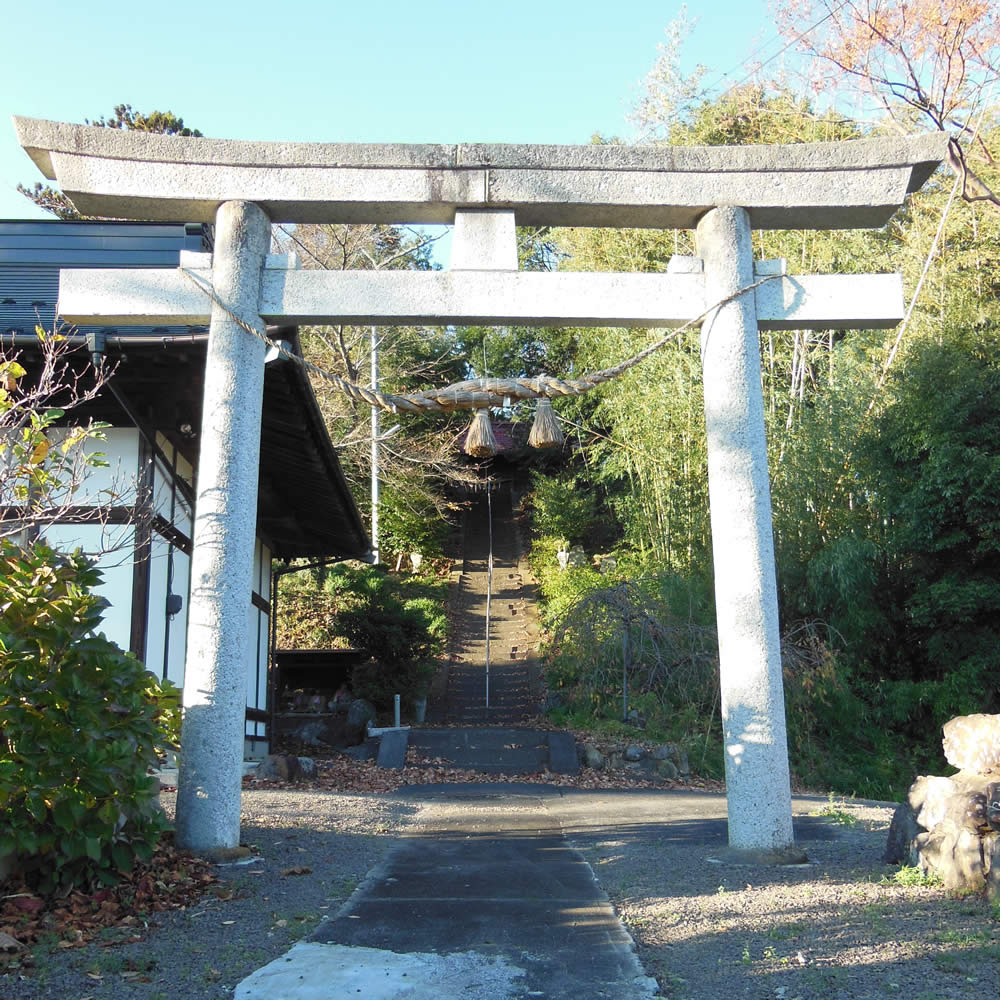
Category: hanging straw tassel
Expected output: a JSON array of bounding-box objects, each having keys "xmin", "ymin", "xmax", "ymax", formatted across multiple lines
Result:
[
  {"xmin": 528, "ymin": 397, "xmax": 563, "ymax": 449},
  {"xmin": 464, "ymin": 408, "xmax": 498, "ymax": 457}
]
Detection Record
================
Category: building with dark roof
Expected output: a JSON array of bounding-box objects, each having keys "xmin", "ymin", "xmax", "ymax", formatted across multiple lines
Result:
[{"xmin": 1, "ymin": 220, "xmax": 370, "ymax": 755}]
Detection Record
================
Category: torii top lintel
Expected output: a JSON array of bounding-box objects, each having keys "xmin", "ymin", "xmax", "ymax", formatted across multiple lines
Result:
[{"xmin": 14, "ymin": 117, "xmax": 947, "ymax": 230}]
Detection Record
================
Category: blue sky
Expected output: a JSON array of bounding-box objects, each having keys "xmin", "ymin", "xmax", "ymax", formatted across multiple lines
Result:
[{"xmin": 2, "ymin": 0, "xmax": 779, "ymax": 219}]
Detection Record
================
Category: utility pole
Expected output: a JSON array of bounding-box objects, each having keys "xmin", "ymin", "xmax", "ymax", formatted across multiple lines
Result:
[{"xmin": 370, "ymin": 324, "xmax": 380, "ymax": 564}]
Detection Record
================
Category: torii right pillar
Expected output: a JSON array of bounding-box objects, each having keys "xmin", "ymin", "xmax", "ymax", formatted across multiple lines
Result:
[{"xmin": 697, "ymin": 205, "xmax": 800, "ymax": 862}]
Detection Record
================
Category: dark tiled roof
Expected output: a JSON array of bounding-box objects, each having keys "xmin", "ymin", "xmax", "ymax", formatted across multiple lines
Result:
[{"xmin": 0, "ymin": 220, "xmax": 369, "ymax": 559}]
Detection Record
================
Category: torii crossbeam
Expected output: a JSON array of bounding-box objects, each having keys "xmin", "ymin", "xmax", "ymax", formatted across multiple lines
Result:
[{"xmin": 13, "ymin": 116, "xmax": 947, "ymax": 860}]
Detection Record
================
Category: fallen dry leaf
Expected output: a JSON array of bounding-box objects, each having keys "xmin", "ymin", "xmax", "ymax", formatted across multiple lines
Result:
[
  {"xmin": 0, "ymin": 931, "xmax": 25, "ymax": 954},
  {"xmin": 280, "ymin": 866, "xmax": 312, "ymax": 876},
  {"xmin": 0, "ymin": 835, "xmax": 218, "ymax": 953}
]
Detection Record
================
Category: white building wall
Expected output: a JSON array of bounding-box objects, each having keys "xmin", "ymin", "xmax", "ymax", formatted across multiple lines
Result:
[
  {"xmin": 37, "ymin": 425, "xmax": 273, "ymax": 752},
  {"xmin": 246, "ymin": 539, "xmax": 272, "ymax": 740},
  {"xmin": 36, "ymin": 427, "xmax": 143, "ymax": 654},
  {"xmin": 43, "ymin": 427, "xmax": 143, "ymax": 509},
  {"xmin": 42, "ymin": 522, "xmax": 136, "ymax": 652},
  {"xmin": 144, "ymin": 534, "xmax": 190, "ymax": 687}
]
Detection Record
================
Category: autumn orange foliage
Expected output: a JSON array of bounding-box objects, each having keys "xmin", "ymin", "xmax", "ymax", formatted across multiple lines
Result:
[
  {"xmin": 777, "ymin": 1, "xmax": 1000, "ymax": 206},
  {"xmin": 778, "ymin": 0, "xmax": 999, "ymax": 127}
]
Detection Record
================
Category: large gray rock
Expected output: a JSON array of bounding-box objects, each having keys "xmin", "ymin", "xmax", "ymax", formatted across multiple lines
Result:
[
  {"xmin": 989, "ymin": 781, "xmax": 1000, "ymax": 829},
  {"xmin": 989, "ymin": 835, "xmax": 1000, "ymax": 903},
  {"xmin": 294, "ymin": 720, "xmax": 331, "ymax": 747},
  {"xmin": 256, "ymin": 754, "xmax": 316, "ymax": 783},
  {"xmin": 918, "ymin": 826, "xmax": 998, "ymax": 892},
  {"xmin": 910, "ymin": 773, "xmax": 984, "ymax": 831},
  {"xmin": 345, "ymin": 698, "xmax": 377, "ymax": 744},
  {"xmin": 885, "ymin": 770, "xmax": 999, "ymax": 892},
  {"xmin": 651, "ymin": 743, "xmax": 690, "ymax": 777},
  {"xmin": 942, "ymin": 714, "xmax": 1000, "ymax": 774},
  {"xmin": 656, "ymin": 759, "xmax": 680, "ymax": 781},
  {"xmin": 884, "ymin": 801, "xmax": 922, "ymax": 866}
]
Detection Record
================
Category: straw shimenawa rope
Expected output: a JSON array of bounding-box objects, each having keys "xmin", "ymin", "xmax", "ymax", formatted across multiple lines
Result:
[
  {"xmin": 180, "ymin": 268, "xmax": 778, "ymax": 414},
  {"xmin": 464, "ymin": 408, "xmax": 499, "ymax": 457},
  {"xmin": 528, "ymin": 397, "xmax": 563, "ymax": 449}
]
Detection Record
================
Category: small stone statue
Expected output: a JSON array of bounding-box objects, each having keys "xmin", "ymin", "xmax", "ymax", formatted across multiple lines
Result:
[{"xmin": 328, "ymin": 682, "xmax": 352, "ymax": 713}]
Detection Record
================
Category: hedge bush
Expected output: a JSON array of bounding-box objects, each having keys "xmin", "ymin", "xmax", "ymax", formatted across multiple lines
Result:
[
  {"xmin": 337, "ymin": 567, "xmax": 446, "ymax": 710},
  {"xmin": 0, "ymin": 540, "xmax": 170, "ymax": 893}
]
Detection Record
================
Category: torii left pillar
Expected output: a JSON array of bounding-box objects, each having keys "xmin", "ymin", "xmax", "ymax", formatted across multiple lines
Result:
[{"xmin": 175, "ymin": 201, "xmax": 271, "ymax": 853}]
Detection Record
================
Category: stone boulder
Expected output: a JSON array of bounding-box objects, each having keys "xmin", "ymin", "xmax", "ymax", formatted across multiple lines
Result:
[
  {"xmin": 651, "ymin": 743, "xmax": 690, "ymax": 777},
  {"xmin": 345, "ymin": 698, "xmax": 377, "ymax": 744},
  {"xmin": 886, "ymin": 713, "xmax": 1000, "ymax": 899},
  {"xmin": 655, "ymin": 759, "xmax": 679, "ymax": 780},
  {"xmin": 256, "ymin": 754, "xmax": 316, "ymax": 783},
  {"xmin": 294, "ymin": 720, "xmax": 332, "ymax": 747},
  {"xmin": 942, "ymin": 714, "xmax": 1000, "ymax": 774},
  {"xmin": 626, "ymin": 708, "xmax": 646, "ymax": 729},
  {"xmin": 885, "ymin": 770, "xmax": 1000, "ymax": 899},
  {"xmin": 580, "ymin": 743, "xmax": 605, "ymax": 770}
]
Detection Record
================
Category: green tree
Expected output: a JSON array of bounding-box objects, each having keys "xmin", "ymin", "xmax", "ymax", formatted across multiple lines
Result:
[
  {"xmin": 273, "ymin": 222, "xmax": 470, "ymax": 564},
  {"xmin": 1, "ymin": 331, "xmax": 111, "ymax": 542},
  {"xmin": 828, "ymin": 315, "xmax": 1000, "ymax": 722},
  {"xmin": 524, "ymin": 60, "xmax": 1000, "ymax": 791}
]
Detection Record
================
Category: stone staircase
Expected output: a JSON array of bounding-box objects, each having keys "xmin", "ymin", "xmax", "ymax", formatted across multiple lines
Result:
[
  {"xmin": 373, "ymin": 488, "xmax": 577, "ymax": 774},
  {"xmin": 429, "ymin": 485, "xmax": 542, "ymax": 726}
]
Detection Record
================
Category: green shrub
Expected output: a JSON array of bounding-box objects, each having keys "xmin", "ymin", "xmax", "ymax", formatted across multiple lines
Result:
[
  {"xmin": 0, "ymin": 540, "xmax": 170, "ymax": 893},
  {"xmin": 542, "ymin": 574, "xmax": 719, "ymax": 730},
  {"xmin": 528, "ymin": 535, "xmax": 606, "ymax": 626},
  {"xmin": 149, "ymin": 676, "xmax": 182, "ymax": 759},
  {"xmin": 527, "ymin": 470, "xmax": 603, "ymax": 545},
  {"xmin": 328, "ymin": 565, "xmax": 447, "ymax": 711},
  {"xmin": 376, "ymin": 483, "xmax": 452, "ymax": 563}
]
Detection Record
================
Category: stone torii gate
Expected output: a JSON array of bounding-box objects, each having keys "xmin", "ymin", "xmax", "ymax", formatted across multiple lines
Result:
[{"xmin": 14, "ymin": 117, "xmax": 946, "ymax": 859}]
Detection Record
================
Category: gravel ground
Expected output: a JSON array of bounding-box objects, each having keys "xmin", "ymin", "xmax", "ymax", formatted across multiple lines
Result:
[
  {"xmin": 3, "ymin": 787, "xmax": 999, "ymax": 1000},
  {"xmin": 555, "ymin": 793, "xmax": 1000, "ymax": 1000},
  {"xmin": 0, "ymin": 788, "xmax": 419, "ymax": 1000}
]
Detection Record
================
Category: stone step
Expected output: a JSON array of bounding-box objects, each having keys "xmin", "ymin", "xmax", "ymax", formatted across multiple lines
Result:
[
  {"xmin": 404, "ymin": 728, "xmax": 553, "ymax": 772},
  {"xmin": 442, "ymin": 488, "xmax": 538, "ymax": 725}
]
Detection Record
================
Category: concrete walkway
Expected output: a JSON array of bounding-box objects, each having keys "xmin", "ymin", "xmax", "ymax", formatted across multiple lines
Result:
[
  {"xmin": 233, "ymin": 781, "xmax": 849, "ymax": 1000},
  {"xmin": 235, "ymin": 784, "xmax": 659, "ymax": 1000}
]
